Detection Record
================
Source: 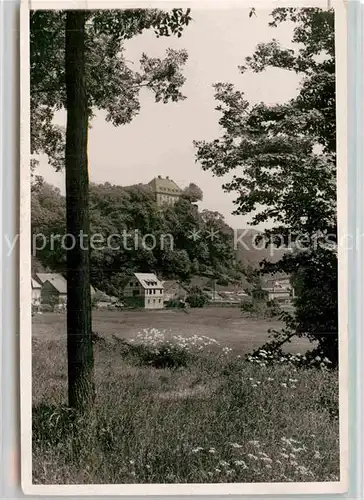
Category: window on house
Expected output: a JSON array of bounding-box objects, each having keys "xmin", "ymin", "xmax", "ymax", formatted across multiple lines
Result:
[
  {"xmin": 153, "ymin": 299, "xmax": 156, "ymax": 303},
  {"xmin": 158, "ymin": 299, "xmax": 161, "ymax": 303},
  {"xmin": 133, "ymin": 290, "xmax": 139, "ymax": 297},
  {"xmin": 153, "ymin": 289, "xmax": 156, "ymax": 294},
  {"xmin": 130, "ymin": 282, "xmax": 133, "ymax": 287}
]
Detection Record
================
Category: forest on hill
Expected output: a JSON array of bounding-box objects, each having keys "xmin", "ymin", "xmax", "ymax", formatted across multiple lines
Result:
[{"xmin": 31, "ymin": 178, "xmax": 273, "ymax": 297}]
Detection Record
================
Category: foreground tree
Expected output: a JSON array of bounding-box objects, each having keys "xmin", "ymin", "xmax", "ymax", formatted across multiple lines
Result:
[
  {"xmin": 195, "ymin": 8, "xmax": 338, "ymax": 363},
  {"xmin": 65, "ymin": 12, "xmax": 94, "ymax": 409},
  {"xmin": 31, "ymin": 8, "xmax": 191, "ymax": 410}
]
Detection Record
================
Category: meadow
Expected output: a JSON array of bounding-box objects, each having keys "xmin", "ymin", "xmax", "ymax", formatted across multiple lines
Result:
[{"xmin": 32, "ymin": 309, "xmax": 340, "ymax": 484}]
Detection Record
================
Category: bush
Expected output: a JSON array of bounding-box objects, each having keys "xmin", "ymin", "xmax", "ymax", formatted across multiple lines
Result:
[
  {"xmin": 118, "ymin": 340, "xmax": 193, "ymax": 369},
  {"xmin": 186, "ymin": 286, "xmax": 208, "ymax": 308},
  {"xmin": 40, "ymin": 303, "xmax": 53, "ymax": 313},
  {"xmin": 241, "ymin": 298, "xmax": 281, "ymax": 319},
  {"xmin": 166, "ymin": 299, "xmax": 185, "ymax": 309}
]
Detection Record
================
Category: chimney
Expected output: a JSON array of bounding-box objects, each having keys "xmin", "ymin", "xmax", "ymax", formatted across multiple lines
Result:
[
  {"xmin": 166, "ymin": 176, "xmax": 169, "ymax": 179},
  {"xmin": 158, "ymin": 175, "xmax": 161, "ymax": 179}
]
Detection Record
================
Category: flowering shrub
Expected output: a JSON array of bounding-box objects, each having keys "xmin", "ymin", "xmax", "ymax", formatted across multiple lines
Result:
[
  {"xmin": 117, "ymin": 328, "xmax": 222, "ymax": 369},
  {"xmin": 246, "ymin": 348, "xmax": 333, "ymax": 370},
  {"xmin": 246, "ymin": 318, "xmax": 334, "ymax": 370}
]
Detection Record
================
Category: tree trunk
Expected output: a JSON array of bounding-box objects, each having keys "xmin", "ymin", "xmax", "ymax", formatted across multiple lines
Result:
[{"xmin": 65, "ymin": 11, "xmax": 95, "ymax": 412}]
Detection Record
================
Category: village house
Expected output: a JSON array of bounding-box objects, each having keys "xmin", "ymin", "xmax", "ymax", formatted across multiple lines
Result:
[
  {"xmin": 162, "ymin": 280, "xmax": 188, "ymax": 303},
  {"xmin": 40, "ymin": 275, "xmax": 68, "ymax": 306},
  {"xmin": 261, "ymin": 274, "xmax": 294, "ymax": 302},
  {"xmin": 124, "ymin": 273, "xmax": 164, "ymax": 309},
  {"xmin": 31, "ymin": 278, "xmax": 42, "ymax": 308},
  {"xmin": 148, "ymin": 175, "xmax": 182, "ymax": 206},
  {"xmin": 34, "ymin": 273, "xmax": 96, "ymax": 307}
]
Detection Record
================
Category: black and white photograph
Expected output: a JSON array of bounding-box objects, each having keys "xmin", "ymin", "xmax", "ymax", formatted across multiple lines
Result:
[{"xmin": 21, "ymin": 0, "xmax": 348, "ymax": 494}]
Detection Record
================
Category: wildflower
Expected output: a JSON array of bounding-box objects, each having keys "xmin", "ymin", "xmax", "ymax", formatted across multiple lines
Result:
[
  {"xmin": 260, "ymin": 456, "xmax": 272, "ymax": 463},
  {"xmin": 252, "ymin": 384, "xmax": 258, "ymax": 388},
  {"xmin": 281, "ymin": 437, "xmax": 289, "ymax": 443},
  {"xmin": 219, "ymin": 460, "xmax": 229, "ymax": 467},
  {"xmin": 234, "ymin": 460, "xmax": 248, "ymax": 469},
  {"xmin": 280, "ymin": 453, "xmax": 289, "ymax": 459},
  {"xmin": 129, "ymin": 460, "xmax": 135, "ymax": 465},
  {"xmin": 226, "ymin": 469, "xmax": 234, "ymax": 475},
  {"xmin": 295, "ymin": 465, "xmax": 311, "ymax": 475},
  {"xmin": 314, "ymin": 451, "xmax": 322, "ymax": 459},
  {"xmin": 281, "ymin": 383, "xmax": 287, "ymax": 388},
  {"xmin": 267, "ymin": 377, "xmax": 274, "ymax": 381},
  {"xmin": 215, "ymin": 468, "xmax": 221, "ymax": 473},
  {"xmin": 192, "ymin": 447, "xmax": 204, "ymax": 453},
  {"xmin": 230, "ymin": 442, "xmax": 243, "ymax": 449},
  {"xmin": 247, "ymin": 453, "xmax": 259, "ymax": 460},
  {"xmin": 289, "ymin": 379, "xmax": 298, "ymax": 383},
  {"xmin": 146, "ymin": 465, "xmax": 151, "ymax": 469},
  {"xmin": 248, "ymin": 440, "xmax": 260, "ymax": 447},
  {"xmin": 209, "ymin": 448, "xmax": 217, "ymax": 454},
  {"xmin": 265, "ymin": 464, "xmax": 272, "ymax": 469},
  {"xmin": 290, "ymin": 460, "xmax": 298, "ymax": 467},
  {"xmin": 276, "ymin": 460, "xmax": 282, "ymax": 465}
]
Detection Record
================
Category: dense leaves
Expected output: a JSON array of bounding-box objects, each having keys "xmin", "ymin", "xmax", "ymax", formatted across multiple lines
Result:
[
  {"xmin": 30, "ymin": 9, "xmax": 191, "ymax": 170},
  {"xmin": 32, "ymin": 182, "xmax": 241, "ymax": 297}
]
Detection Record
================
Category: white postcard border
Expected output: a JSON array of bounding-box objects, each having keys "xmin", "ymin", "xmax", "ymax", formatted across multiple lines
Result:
[{"xmin": 20, "ymin": 0, "xmax": 349, "ymax": 495}]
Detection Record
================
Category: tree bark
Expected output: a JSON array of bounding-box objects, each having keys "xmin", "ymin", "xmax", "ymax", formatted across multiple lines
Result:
[{"xmin": 65, "ymin": 11, "xmax": 95, "ymax": 412}]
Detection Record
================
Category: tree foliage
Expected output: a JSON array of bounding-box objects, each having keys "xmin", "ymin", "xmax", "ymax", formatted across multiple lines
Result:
[
  {"xmin": 32, "ymin": 182, "xmax": 241, "ymax": 296},
  {"xmin": 30, "ymin": 8, "xmax": 191, "ymax": 170},
  {"xmin": 181, "ymin": 182, "xmax": 204, "ymax": 202},
  {"xmin": 194, "ymin": 8, "xmax": 338, "ymax": 362}
]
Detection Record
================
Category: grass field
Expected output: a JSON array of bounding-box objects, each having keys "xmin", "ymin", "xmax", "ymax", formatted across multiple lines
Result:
[
  {"xmin": 32, "ymin": 309, "xmax": 339, "ymax": 485},
  {"xmin": 32, "ymin": 308, "xmax": 312, "ymax": 354}
]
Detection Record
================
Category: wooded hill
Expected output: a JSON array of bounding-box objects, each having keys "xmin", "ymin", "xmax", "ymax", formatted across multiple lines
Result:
[{"xmin": 31, "ymin": 179, "xmax": 282, "ymax": 297}]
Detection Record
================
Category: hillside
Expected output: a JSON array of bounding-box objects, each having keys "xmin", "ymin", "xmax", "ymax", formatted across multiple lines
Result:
[
  {"xmin": 235, "ymin": 228, "xmax": 287, "ymax": 269},
  {"xmin": 31, "ymin": 181, "xmax": 288, "ymax": 294}
]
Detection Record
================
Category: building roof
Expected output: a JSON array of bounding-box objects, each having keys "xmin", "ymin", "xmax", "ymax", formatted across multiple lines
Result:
[
  {"xmin": 35, "ymin": 273, "xmax": 67, "ymax": 286},
  {"xmin": 36, "ymin": 273, "xmax": 95, "ymax": 294},
  {"xmin": 134, "ymin": 273, "xmax": 164, "ymax": 290},
  {"xmin": 162, "ymin": 280, "xmax": 188, "ymax": 292},
  {"xmin": 43, "ymin": 277, "xmax": 67, "ymax": 294},
  {"xmin": 148, "ymin": 176, "xmax": 182, "ymax": 195},
  {"xmin": 31, "ymin": 278, "xmax": 41, "ymax": 289}
]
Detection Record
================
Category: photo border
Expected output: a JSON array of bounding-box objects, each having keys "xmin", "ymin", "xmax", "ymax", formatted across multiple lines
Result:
[{"xmin": 20, "ymin": 0, "xmax": 349, "ymax": 495}]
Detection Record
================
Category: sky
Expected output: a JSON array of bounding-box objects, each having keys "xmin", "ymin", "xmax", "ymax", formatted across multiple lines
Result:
[{"xmin": 35, "ymin": 8, "xmax": 301, "ymax": 230}]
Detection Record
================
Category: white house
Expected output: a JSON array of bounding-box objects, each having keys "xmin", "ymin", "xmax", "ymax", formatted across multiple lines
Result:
[
  {"xmin": 31, "ymin": 278, "xmax": 42, "ymax": 308},
  {"xmin": 124, "ymin": 273, "xmax": 164, "ymax": 309}
]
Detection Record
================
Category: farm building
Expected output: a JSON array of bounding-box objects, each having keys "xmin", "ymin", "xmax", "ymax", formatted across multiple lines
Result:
[
  {"xmin": 124, "ymin": 273, "xmax": 164, "ymax": 309},
  {"xmin": 261, "ymin": 274, "xmax": 294, "ymax": 302},
  {"xmin": 41, "ymin": 276, "xmax": 68, "ymax": 306},
  {"xmin": 148, "ymin": 175, "xmax": 182, "ymax": 206},
  {"xmin": 162, "ymin": 280, "xmax": 188, "ymax": 303},
  {"xmin": 34, "ymin": 273, "xmax": 96, "ymax": 307},
  {"xmin": 31, "ymin": 278, "xmax": 42, "ymax": 308}
]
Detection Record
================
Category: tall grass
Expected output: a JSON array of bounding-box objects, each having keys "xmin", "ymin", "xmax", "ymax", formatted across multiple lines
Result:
[{"xmin": 32, "ymin": 331, "xmax": 339, "ymax": 485}]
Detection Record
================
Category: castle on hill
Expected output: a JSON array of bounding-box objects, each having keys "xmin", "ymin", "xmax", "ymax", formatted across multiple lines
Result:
[{"xmin": 148, "ymin": 175, "xmax": 182, "ymax": 206}]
